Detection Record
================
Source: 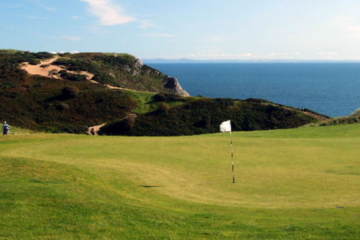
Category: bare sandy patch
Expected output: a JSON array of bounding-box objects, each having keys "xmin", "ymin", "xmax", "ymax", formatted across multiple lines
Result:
[
  {"xmin": 21, "ymin": 57, "xmax": 63, "ymax": 79},
  {"xmin": 20, "ymin": 57, "xmax": 94, "ymax": 81},
  {"xmin": 88, "ymin": 123, "xmax": 106, "ymax": 136}
]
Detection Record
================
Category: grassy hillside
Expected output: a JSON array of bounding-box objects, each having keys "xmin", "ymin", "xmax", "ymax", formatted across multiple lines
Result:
[
  {"xmin": 52, "ymin": 52, "xmax": 169, "ymax": 92},
  {"xmin": 0, "ymin": 50, "xmax": 189, "ymax": 132},
  {"xmin": 100, "ymin": 98, "xmax": 325, "ymax": 136},
  {"xmin": 309, "ymin": 109, "xmax": 360, "ymax": 127},
  {"xmin": 0, "ymin": 124, "xmax": 359, "ymax": 239},
  {"xmin": 0, "ymin": 50, "xmax": 326, "ymax": 134}
]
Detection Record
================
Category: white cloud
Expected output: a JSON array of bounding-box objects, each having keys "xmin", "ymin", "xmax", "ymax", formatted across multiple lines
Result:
[
  {"xmin": 144, "ymin": 33, "xmax": 175, "ymax": 38},
  {"xmin": 51, "ymin": 51, "xmax": 80, "ymax": 54},
  {"xmin": 187, "ymin": 50, "xmax": 308, "ymax": 60},
  {"xmin": 188, "ymin": 50, "xmax": 256, "ymax": 60},
  {"xmin": 139, "ymin": 20, "xmax": 155, "ymax": 29},
  {"xmin": 347, "ymin": 25, "xmax": 360, "ymax": 33},
  {"xmin": 80, "ymin": 0, "xmax": 134, "ymax": 26},
  {"xmin": 316, "ymin": 51, "xmax": 338, "ymax": 59},
  {"xmin": 207, "ymin": 36, "xmax": 227, "ymax": 43},
  {"xmin": 333, "ymin": 16, "xmax": 360, "ymax": 38},
  {"xmin": 62, "ymin": 36, "xmax": 82, "ymax": 41}
]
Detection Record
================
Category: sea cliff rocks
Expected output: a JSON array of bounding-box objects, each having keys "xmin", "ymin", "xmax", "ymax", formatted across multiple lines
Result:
[{"xmin": 164, "ymin": 77, "xmax": 190, "ymax": 97}]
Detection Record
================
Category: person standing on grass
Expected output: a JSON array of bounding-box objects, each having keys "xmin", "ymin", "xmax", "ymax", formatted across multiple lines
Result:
[{"xmin": 2, "ymin": 121, "xmax": 10, "ymax": 136}]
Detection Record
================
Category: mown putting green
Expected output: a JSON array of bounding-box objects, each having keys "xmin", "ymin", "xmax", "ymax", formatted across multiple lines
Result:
[{"xmin": 0, "ymin": 124, "xmax": 360, "ymax": 239}]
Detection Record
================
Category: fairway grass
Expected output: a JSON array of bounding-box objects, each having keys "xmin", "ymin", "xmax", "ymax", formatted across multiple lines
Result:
[{"xmin": 0, "ymin": 125, "xmax": 360, "ymax": 239}]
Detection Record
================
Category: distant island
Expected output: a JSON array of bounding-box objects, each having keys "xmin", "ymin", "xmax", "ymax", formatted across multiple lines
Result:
[{"xmin": 144, "ymin": 59, "xmax": 360, "ymax": 64}]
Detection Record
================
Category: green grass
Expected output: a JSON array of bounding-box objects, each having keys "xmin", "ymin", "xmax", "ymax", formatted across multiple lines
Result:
[
  {"xmin": 6, "ymin": 126, "xmax": 37, "ymax": 135},
  {"xmin": 125, "ymin": 90, "xmax": 191, "ymax": 114},
  {"xmin": 0, "ymin": 124, "xmax": 360, "ymax": 239},
  {"xmin": 125, "ymin": 90, "xmax": 157, "ymax": 114}
]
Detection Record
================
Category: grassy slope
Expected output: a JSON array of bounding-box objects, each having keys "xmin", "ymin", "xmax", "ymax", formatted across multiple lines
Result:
[
  {"xmin": 0, "ymin": 50, "xmax": 325, "ymax": 134},
  {"xmin": 308, "ymin": 110, "xmax": 360, "ymax": 128},
  {"xmin": 0, "ymin": 124, "xmax": 359, "ymax": 239},
  {"xmin": 100, "ymin": 99, "xmax": 320, "ymax": 136},
  {"xmin": 0, "ymin": 50, "xmax": 189, "ymax": 132},
  {"xmin": 52, "ymin": 53, "xmax": 169, "ymax": 92}
]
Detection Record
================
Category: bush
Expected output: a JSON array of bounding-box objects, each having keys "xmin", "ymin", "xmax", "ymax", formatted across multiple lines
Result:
[
  {"xmin": 153, "ymin": 94, "xmax": 166, "ymax": 102},
  {"xmin": 59, "ymin": 70, "xmax": 87, "ymax": 82},
  {"xmin": 152, "ymin": 93, "xmax": 185, "ymax": 102},
  {"xmin": 157, "ymin": 103, "xmax": 170, "ymax": 115},
  {"xmin": 351, "ymin": 108, "xmax": 360, "ymax": 117},
  {"xmin": 33, "ymin": 52, "xmax": 54, "ymax": 59},
  {"xmin": 62, "ymin": 87, "xmax": 79, "ymax": 99},
  {"xmin": 100, "ymin": 98, "xmax": 318, "ymax": 136},
  {"xmin": 99, "ymin": 114, "xmax": 137, "ymax": 135},
  {"xmin": 55, "ymin": 102, "xmax": 70, "ymax": 111}
]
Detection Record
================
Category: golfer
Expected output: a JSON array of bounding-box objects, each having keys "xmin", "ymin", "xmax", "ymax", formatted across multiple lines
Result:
[{"xmin": 2, "ymin": 121, "xmax": 10, "ymax": 136}]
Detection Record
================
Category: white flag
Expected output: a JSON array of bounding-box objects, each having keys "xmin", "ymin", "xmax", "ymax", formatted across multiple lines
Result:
[{"xmin": 220, "ymin": 120, "xmax": 232, "ymax": 133}]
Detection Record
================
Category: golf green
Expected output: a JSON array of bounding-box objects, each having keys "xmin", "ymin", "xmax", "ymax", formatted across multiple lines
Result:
[{"xmin": 0, "ymin": 124, "xmax": 359, "ymax": 239}]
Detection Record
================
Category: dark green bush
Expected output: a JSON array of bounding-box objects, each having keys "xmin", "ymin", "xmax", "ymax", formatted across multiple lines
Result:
[
  {"xmin": 152, "ymin": 93, "xmax": 185, "ymax": 102},
  {"xmin": 62, "ymin": 87, "xmax": 80, "ymax": 99},
  {"xmin": 101, "ymin": 98, "xmax": 317, "ymax": 136},
  {"xmin": 59, "ymin": 70, "xmax": 87, "ymax": 82}
]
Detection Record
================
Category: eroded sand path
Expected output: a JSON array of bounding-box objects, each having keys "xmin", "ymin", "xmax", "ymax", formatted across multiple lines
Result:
[
  {"xmin": 87, "ymin": 123, "xmax": 107, "ymax": 136},
  {"xmin": 21, "ymin": 57, "xmax": 62, "ymax": 79},
  {"xmin": 20, "ymin": 57, "xmax": 95, "ymax": 81}
]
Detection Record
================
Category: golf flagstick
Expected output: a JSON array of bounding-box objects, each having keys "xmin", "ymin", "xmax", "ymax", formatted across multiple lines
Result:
[
  {"xmin": 230, "ymin": 131, "xmax": 235, "ymax": 183},
  {"xmin": 220, "ymin": 120, "xmax": 235, "ymax": 183}
]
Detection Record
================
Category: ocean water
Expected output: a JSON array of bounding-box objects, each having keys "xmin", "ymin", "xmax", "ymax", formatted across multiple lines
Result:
[{"xmin": 147, "ymin": 62, "xmax": 360, "ymax": 117}]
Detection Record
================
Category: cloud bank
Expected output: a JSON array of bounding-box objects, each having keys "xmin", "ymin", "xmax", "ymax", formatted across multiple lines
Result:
[
  {"xmin": 61, "ymin": 36, "xmax": 82, "ymax": 41},
  {"xmin": 80, "ymin": 0, "xmax": 134, "ymax": 26},
  {"xmin": 144, "ymin": 33, "xmax": 175, "ymax": 38}
]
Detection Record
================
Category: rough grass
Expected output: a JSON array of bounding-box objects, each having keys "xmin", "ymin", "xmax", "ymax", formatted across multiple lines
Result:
[
  {"xmin": 308, "ymin": 110, "xmax": 360, "ymax": 128},
  {"xmin": 101, "ymin": 98, "xmax": 318, "ymax": 136},
  {"xmin": 0, "ymin": 124, "xmax": 359, "ymax": 239}
]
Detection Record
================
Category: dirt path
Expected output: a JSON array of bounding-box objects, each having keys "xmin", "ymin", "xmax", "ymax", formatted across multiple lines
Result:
[
  {"xmin": 301, "ymin": 110, "xmax": 329, "ymax": 121},
  {"xmin": 88, "ymin": 79, "xmax": 129, "ymax": 91},
  {"xmin": 20, "ymin": 57, "xmax": 95, "ymax": 81},
  {"xmin": 20, "ymin": 57, "xmax": 62, "ymax": 79},
  {"xmin": 87, "ymin": 123, "xmax": 106, "ymax": 136},
  {"xmin": 282, "ymin": 106, "xmax": 329, "ymax": 121}
]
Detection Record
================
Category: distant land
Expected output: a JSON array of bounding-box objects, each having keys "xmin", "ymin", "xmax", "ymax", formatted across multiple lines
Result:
[{"xmin": 144, "ymin": 59, "xmax": 360, "ymax": 64}]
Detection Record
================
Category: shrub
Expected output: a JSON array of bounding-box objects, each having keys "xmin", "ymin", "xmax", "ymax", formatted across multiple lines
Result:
[
  {"xmin": 157, "ymin": 102, "xmax": 170, "ymax": 115},
  {"xmin": 153, "ymin": 94, "xmax": 166, "ymax": 102},
  {"xmin": 152, "ymin": 93, "xmax": 185, "ymax": 102},
  {"xmin": 59, "ymin": 70, "xmax": 87, "ymax": 82},
  {"xmin": 351, "ymin": 108, "xmax": 360, "ymax": 117},
  {"xmin": 62, "ymin": 87, "xmax": 79, "ymax": 99},
  {"xmin": 55, "ymin": 102, "xmax": 70, "ymax": 111},
  {"xmin": 100, "ymin": 98, "xmax": 317, "ymax": 136}
]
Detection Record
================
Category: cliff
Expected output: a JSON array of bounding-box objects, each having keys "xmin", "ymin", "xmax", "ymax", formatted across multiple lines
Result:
[{"xmin": 164, "ymin": 77, "xmax": 190, "ymax": 97}]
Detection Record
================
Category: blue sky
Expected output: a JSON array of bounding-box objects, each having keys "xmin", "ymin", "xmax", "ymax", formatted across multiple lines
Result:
[{"xmin": 1, "ymin": 0, "xmax": 360, "ymax": 60}]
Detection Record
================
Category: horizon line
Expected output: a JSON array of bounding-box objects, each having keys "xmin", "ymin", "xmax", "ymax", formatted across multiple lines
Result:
[{"xmin": 143, "ymin": 58, "xmax": 360, "ymax": 63}]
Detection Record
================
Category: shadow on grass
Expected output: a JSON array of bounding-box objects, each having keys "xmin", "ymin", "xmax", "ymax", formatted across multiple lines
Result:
[{"xmin": 140, "ymin": 185, "xmax": 161, "ymax": 188}]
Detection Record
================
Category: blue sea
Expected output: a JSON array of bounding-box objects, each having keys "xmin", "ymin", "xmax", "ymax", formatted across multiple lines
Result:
[{"xmin": 147, "ymin": 62, "xmax": 360, "ymax": 117}]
